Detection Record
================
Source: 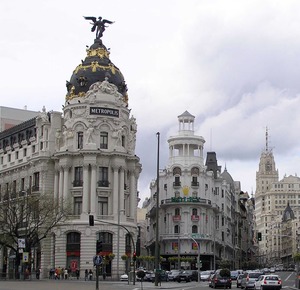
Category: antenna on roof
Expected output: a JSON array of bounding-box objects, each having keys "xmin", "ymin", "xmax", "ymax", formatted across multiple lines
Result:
[{"xmin": 266, "ymin": 126, "xmax": 269, "ymax": 152}]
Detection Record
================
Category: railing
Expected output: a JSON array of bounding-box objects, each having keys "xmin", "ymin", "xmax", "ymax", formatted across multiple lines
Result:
[
  {"xmin": 161, "ymin": 197, "xmax": 212, "ymax": 205},
  {"xmin": 73, "ymin": 180, "xmax": 83, "ymax": 187},
  {"xmin": 191, "ymin": 181, "xmax": 199, "ymax": 187},
  {"xmin": 97, "ymin": 180, "xmax": 109, "ymax": 187},
  {"xmin": 173, "ymin": 215, "xmax": 181, "ymax": 222},
  {"xmin": 173, "ymin": 181, "xmax": 181, "ymax": 187}
]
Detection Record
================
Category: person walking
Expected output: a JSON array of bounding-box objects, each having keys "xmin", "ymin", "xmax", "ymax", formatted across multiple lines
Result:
[{"xmin": 85, "ymin": 269, "xmax": 88, "ymax": 281}]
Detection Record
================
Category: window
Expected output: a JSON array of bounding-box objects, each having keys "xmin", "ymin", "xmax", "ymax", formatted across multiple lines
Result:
[
  {"xmin": 174, "ymin": 176, "xmax": 181, "ymax": 187},
  {"xmin": 74, "ymin": 167, "xmax": 83, "ymax": 186},
  {"xmin": 174, "ymin": 225, "xmax": 180, "ymax": 234},
  {"xmin": 21, "ymin": 178, "xmax": 25, "ymax": 191},
  {"xmin": 74, "ymin": 197, "xmax": 82, "ymax": 215},
  {"xmin": 23, "ymin": 148, "xmax": 27, "ymax": 157},
  {"xmin": 192, "ymin": 225, "xmax": 198, "ymax": 233},
  {"xmin": 191, "ymin": 176, "xmax": 199, "ymax": 186},
  {"xmin": 192, "ymin": 208, "xmax": 198, "ymax": 215},
  {"xmin": 100, "ymin": 132, "xmax": 108, "ymax": 149},
  {"xmin": 33, "ymin": 172, "xmax": 40, "ymax": 191},
  {"xmin": 175, "ymin": 208, "xmax": 180, "ymax": 216},
  {"xmin": 98, "ymin": 167, "xmax": 109, "ymax": 187},
  {"xmin": 8, "ymin": 154, "xmax": 11, "ymax": 162},
  {"xmin": 77, "ymin": 132, "xmax": 83, "ymax": 149},
  {"xmin": 98, "ymin": 197, "xmax": 108, "ymax": 215},
  {"xmin": 15, "ymin": 151, "xmax": 19, "ymax": 159}
]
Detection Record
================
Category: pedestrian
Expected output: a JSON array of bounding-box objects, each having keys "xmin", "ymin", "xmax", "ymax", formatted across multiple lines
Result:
[
  {"xmin": 89, "ymin": 269, "xmax": 93, "ymax": 280},
  {"xmin": 36, "ymin": 268, "xmax": 40, "ymax": 279},
  {"xmin": 64, "ymin": 268, "xmax": 68, "ymax": 279},
  {"xmin": 76, "ymin": 268, "xmax": 80, "ymax": 280},
  {"xmin": 85, "ymin": 269, "xmax": 88, "ymax": 281}
]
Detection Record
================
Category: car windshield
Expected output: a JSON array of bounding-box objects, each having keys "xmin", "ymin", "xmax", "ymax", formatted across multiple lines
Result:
[
  {"xmin": 265, "ymin": 276, "xmax": 279, "ymax": 280},
  {"xmin": 231, "ymin": 271, "xmax": 238, "ymax": 275},
  {"xmin": 249, "ymin": 273, "xmax": 263, "ymax": 278},
  {"xmin": 202, "ymin": 271, "xmax": 211, "ymax": 275}
]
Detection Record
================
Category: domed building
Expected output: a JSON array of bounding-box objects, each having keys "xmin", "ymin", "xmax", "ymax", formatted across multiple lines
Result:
[
  {"xmin": 145, "ymin": 112, "xmax": 244, "ymax": 271},
  {"xmin": 0, "ymin": 18, "xmax": 141, "ymax": 279}
]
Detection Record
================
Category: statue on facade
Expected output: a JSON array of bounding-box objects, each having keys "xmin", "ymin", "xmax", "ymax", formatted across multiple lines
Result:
[
  {"xmin": 83, "ymin": 16, "xmax": 114, "ymax": 39},
  {"xmin": 85, "ymin": 125, "xmax": 94, "ymax": 144}
]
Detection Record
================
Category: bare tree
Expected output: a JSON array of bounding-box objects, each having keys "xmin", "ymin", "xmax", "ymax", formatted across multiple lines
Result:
[{"xmin": 0, "ymin": 191, "xmax": 71, "ymax": 277}]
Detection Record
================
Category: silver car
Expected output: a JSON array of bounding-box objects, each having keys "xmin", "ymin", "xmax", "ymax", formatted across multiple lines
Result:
[
  {"xmin": 168, "ymin": 270, "xmax": 181, "ymax": 281},
  {"xmin": 241, "ymin": 272, "xmax": 263, "ymax": 290}
]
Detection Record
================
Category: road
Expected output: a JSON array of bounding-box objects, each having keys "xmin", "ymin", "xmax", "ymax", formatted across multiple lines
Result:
[{"xmin": 0, "ymin": 272, "xmax": 297, "ymax": 290}]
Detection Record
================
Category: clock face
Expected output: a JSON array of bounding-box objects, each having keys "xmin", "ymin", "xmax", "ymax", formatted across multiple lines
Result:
[{"xmin": 265, "ymin": 162, "xmax": 272, "ymax": 171}]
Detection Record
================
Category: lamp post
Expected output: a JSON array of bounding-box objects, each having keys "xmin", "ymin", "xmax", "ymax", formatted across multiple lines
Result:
[
  {"xmin": 117, "ymin": 209, "xmax": 125, "ymax": 281},
  {"xmin": 154, "ymin": 132, "xmax": 160, "ymax": 286},
  {"xmin": 190, "ymin": 235, "xmax": 201, "ymax": 283}
]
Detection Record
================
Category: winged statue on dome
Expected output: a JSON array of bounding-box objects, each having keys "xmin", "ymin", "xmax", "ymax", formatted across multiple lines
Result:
[{"xmin": 83, "ymin": 16, "xmax": 114, "ymax": 39}]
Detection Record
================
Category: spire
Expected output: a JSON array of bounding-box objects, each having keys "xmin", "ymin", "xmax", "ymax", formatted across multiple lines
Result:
[{"xmin": 265, "ymin": 126, "xmax": 269, "ymax": 152}]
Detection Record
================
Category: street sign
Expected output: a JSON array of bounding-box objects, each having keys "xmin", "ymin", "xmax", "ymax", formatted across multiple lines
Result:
[
  {"xmin": 93, "ymin": 255, "xmax": 102, "ymax": 266},
  {"xmin": 18, "ymin": 238, "xmax": 25, "ymax": 249},
  {"xmin": 23, "ymin": 252, "xmax": 29, "ymax": 263}
]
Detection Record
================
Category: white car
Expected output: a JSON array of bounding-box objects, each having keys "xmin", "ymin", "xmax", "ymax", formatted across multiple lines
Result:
[
  {"xmin": 201, "ymin": 270, "xmax": 212, "ymax": 281},
  {"xmin": 254, "ymin": 274, "xmax": 282, "ymax": 290},
  {"xmin": 120, "ymin": 273, "xmax": 128, "ymax": 281}
]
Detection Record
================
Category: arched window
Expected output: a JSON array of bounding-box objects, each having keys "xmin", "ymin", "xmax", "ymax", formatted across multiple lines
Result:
[
  {"xmin": 125, "ymin": 233, "xmax": 132, "ymax": 255},
  {"xmin": 66, "ymin": 232, "xmax": 81, "ymax": 269},
  {"xmin": 77, "ymin": 132, "xmax": 83, "ymax": 149},
  {"xmin": 175, "ymin": 208, "xmax": 180, "ymax": 216},
  {"xmin": 174, "ymin": 225, "xmax": 180, "ymax": 234},
  {"xmin": 100, "ymin": 132, "xmax": 108, "ymax": 149},
  {"xmin": 192, "ymin": 225, "xmax": 198, "ymax": 233},
  {"xmin": 97, "ymin": 232, "xmax": 113, "ymax": 254},
  {"xmin": 192, "ymin": 208, "xmax": 197, "ymax": 215}
]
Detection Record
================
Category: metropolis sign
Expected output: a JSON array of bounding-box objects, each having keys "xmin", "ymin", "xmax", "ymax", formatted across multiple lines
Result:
[{"xmin": 90, "ymin": 107, "xmax": 119, "ymax": 117}]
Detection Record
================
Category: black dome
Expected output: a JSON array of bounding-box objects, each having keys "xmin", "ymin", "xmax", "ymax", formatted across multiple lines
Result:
[{"xmin": 66, "ymin": 39, "xmax": 128, "ymax": 103}]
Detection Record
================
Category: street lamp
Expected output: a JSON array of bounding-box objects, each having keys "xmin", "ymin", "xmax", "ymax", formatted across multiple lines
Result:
[
  {"xmin": 190, "ymin": 235, "xmax": 201, "ymax": 283},
  {"xmin": 117, "ymin": 209, "xmax": 125, "ymax": 281},
  {"xmin": 154, "ymin": 132, "xmax": 160, "ymax": 286}
]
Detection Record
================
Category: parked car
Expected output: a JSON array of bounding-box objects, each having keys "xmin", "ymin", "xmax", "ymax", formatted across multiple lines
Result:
[
  {"xmin": 237, "ymin": 274, "xmax": 243, "ymax": 288},
  {"xmin": 201, "ymin": 270, "xmax": 213, "ymax": 281},
  {"xmin": 176, "ymin": 270, "xmax": 192, "ymax": 283},
  {"xmin": 254, "ymin": 275, "xmax": 282, "ymax": 290},
  {"xmin": 231, "ymin": 271, "xmax": 239, "ymax": 280},
  {"xmin": 241, "ymin": 272, "xmax": 263, "ymax": 290},
  {"xmin": 168, "ymin": 270, "xmax": 181, "ymax": 281},
  {"xmin": 184, "ymin": 270, "xmax": 198, "ymax": 281},
  {"xmin": 144, "ymin": 271, "xmax": 154, "ymax": 282},
  {"xmin": 148, "ymin": 270, "xmax": 169, "ymax": 282},
  {"xmin": 211, "ymin": 273, "xmax": 232, "ymax": 289},
  {"xmin": 120, "ymin": 273, "xmax": 128, "ymax": 281}
]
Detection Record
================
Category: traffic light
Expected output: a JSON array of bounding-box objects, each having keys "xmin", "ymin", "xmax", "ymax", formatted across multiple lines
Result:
[
  {"xmin": 257, "ymin": 232, "xmax": 262, "ymax": 241},
  {"xmin": 133, "ymin": 252, "xmax": 137, "ymax": 261},
  {"xmin": 89, "ymin": 215, "xmax": 94, "ymax": 226},
  {"xmin": 96, "ymin": 241, "xmax": 103, "ymax": 254}
]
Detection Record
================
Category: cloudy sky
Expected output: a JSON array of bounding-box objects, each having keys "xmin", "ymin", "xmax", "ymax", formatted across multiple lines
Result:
[{"xmin": 1, "ymin": 0, "xmax": 300, "ymax": 206}]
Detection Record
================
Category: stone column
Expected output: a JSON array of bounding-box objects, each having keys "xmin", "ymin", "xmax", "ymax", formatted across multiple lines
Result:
[
  {"xmin": 82, "ymin": 164, "xmax": 90, "ymax": 215},
  {"xmin": 63, "ymin": 166, "xmax": 69, "ymax": 206},
  {"xmin": 54, "ymin": 167, "xmax": 59, "ymax": 201},
  {"xmin": 129, "ymin": 170, "xmax": 136, "ymax": 218},
  {"xmin": 112, "ymin": 166, "xmax": 119, "ymax": 217},
  {"xmin": 58, "ymin": 168, "xmax": 64, "ymax": 208},
  {"xmin": 90, "ymin": 164, "xmax": 97, "ymax": 214},
  {"xmin": 119, "ymin": 167, "xmax": 125, "ymax": 214}
]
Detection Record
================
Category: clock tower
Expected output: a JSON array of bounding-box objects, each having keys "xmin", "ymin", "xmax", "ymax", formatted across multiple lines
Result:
[{"xmin": 256, "ymin": 128, "xmax": 278, "ymax": 195}]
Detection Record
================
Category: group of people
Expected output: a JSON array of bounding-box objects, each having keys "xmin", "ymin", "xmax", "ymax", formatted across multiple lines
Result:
[
  {"xmin": 49, "ymin": 267, "xmax": 80, "ymax": 280},
  {"xmin": 85, "ymin": 269, "xmax": 94, "ymax": 281}
]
